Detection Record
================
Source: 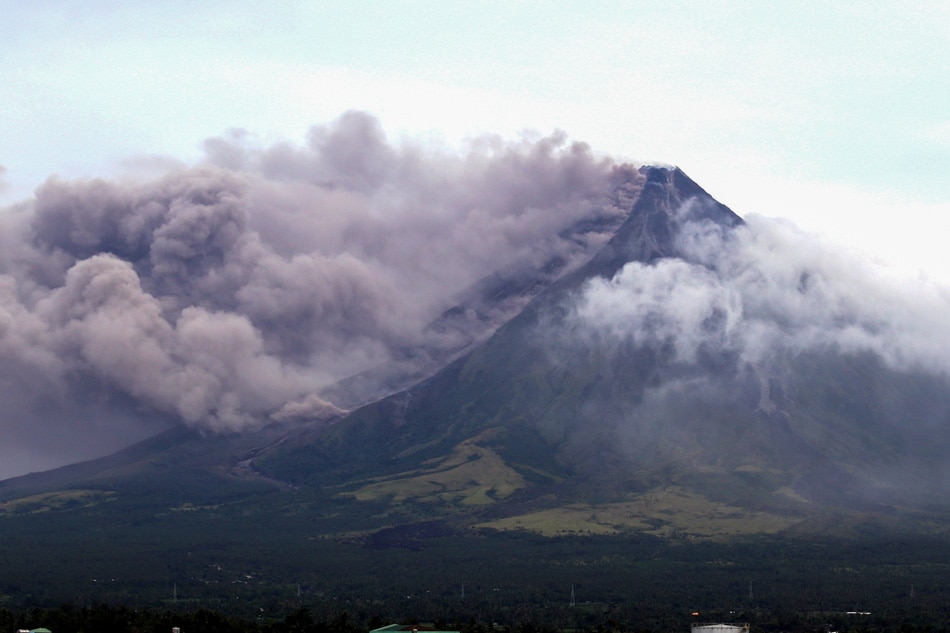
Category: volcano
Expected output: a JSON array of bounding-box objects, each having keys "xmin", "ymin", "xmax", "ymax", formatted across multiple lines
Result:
[
  {"xmin": 5, "ymin": 164, "xmax": 950, "ymax": 614},
  {"xmin": 5, "ymin": 165, "xmax": 950, "ymax": 544}
]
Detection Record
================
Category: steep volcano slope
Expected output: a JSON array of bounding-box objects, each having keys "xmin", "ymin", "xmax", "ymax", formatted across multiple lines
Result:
[
  {"xmin": 257, "ymin": 166, "xmax": 950, "ymax": 531},
  {"xmin": 318, "ymin": 166, "xmax": 646, "ymax": 409},
  {"xmin": 253, "ymin": 168, "xmax": 766, "ymax": 490}
]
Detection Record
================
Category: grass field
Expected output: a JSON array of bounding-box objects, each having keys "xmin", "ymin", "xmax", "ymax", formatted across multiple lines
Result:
[
  {"xmin": 345, "ymin": 430, "xmax": 528, "ymax": 506},
  {"xmin": 474, "ymin": 485, "xmax": 797, "ymax": 538},
  {"xmin": 0, "ymin": 489, "xmax": 115, "ymax": 514}
]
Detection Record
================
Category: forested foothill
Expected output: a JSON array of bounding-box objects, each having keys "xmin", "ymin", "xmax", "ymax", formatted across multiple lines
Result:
[
  {"xmin": 2, "ymin": 530, "xmax": 950, "ymax": 633},
  {"xmin": 0, "ymin": 601, "xmax": 945, "ymax": 633}
]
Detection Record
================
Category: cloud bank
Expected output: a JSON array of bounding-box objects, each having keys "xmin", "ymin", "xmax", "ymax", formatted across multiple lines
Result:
[
  {"xmin": 0, "ymin": 112, "xmax": 635, "ymax": 473},
  {"xmin": 556, "ymin": 206, "xmax": 950, "ymax": 491},
  {"xmin": 570, "ymin": 207, "xmax": 950, "ymax": 381}
]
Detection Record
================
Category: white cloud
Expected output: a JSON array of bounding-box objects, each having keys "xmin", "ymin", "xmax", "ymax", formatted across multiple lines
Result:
[{"xmin": 570, "ymin": 213, "xmax": 950, "ymax": 376}]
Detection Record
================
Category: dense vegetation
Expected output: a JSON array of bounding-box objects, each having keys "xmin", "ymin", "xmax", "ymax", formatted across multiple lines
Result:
[
  {"xmin": 0, "ymin": 598, "xmax": 948, "ymax": 633},
  {"xmin": 3, "ymin": 497, "xmax": 950, "ymax": 632}
]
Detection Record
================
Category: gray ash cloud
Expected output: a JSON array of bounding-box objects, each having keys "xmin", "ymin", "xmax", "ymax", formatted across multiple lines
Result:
[{"xmin": 0, "ymin": 112, "xmax": 633, "ymax": 475}]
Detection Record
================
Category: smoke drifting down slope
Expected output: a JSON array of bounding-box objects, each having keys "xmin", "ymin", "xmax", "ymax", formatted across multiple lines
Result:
[{"xmin": 0, "ymin": 112, "xmax": 637, "ymax": 472}]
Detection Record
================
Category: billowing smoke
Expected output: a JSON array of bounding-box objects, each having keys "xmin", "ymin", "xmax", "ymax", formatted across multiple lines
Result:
[
  {"xmin": 0, "ymin": 112, "xmax": 634, "ymax": 475},
  {"xmin": 570, "ymin": 208, "xmax": 950, "ymax": 377}
]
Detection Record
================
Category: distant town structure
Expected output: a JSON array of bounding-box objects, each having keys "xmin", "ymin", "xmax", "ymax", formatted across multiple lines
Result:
[{"xmin": 691, "ymin": 624, "xmax": 750, "ymax": 633}]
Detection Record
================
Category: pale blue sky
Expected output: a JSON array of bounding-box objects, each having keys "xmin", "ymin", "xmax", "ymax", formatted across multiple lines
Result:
[{"xmin": 2, "ymin": 1, "xmax": 948, "ymax": 276}]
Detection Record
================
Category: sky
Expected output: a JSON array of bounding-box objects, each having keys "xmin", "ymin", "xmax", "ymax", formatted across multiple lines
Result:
[
  {"xmin": 2, "ymin": 1, "xmax": 948, "ymax": 274},
  {"xmin": 0, "ymin": 1, "xmax": 948, "ymax": 479}
]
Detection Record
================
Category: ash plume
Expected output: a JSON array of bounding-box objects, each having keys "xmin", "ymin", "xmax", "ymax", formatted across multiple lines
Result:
[{"xmin": 0, "ymin": 112, "xmax": 632, "ymax": 473}]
